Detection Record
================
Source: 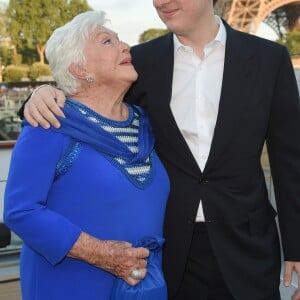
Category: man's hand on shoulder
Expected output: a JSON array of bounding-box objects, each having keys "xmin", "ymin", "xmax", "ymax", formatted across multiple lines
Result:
[{"xmin": 24, "ymin": 85, "xmax": 66, "ymax": 129}]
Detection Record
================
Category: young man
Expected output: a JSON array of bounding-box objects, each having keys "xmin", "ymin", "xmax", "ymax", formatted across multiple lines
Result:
[{"xmin": 20, "ymin": 1, "xmax": 300, "ymax": 299}]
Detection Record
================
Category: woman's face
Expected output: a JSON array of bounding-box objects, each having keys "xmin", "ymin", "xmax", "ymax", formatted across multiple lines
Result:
[{"xmin": 84, "ymin": 26, "xmax": 137, "ymax": 86}]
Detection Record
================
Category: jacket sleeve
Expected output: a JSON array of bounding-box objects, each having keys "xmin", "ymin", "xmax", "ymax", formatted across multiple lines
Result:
[
  {"xmin": 3, "ymin": 125, "xmax": 82, "ymax": 265},
  {"xmin": 266, "ymin": 46, "xmax": 300, "ymax": 261}
]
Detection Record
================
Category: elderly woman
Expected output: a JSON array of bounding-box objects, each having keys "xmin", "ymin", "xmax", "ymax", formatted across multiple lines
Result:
[{"xmin": 4, "ymin": 11, "xmax": 169, "ymax": 300}]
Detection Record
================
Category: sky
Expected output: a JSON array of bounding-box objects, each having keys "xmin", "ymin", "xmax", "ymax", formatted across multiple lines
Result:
[
  {"xmin": 86, "ymin": 0, "xmax": 166, "ymax": 45},
  {"xmin": 0, "ymin": 0, "xmax": 278, "ymax": 45},
  {"xmin": 86, "ymin": 0, "xmax": 278, "ymax": 45}
]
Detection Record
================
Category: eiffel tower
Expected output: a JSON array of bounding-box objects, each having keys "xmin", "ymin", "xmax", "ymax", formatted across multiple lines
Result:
[{"xmin": 215, "ymin": 0, "xmax": 300, "ymax": 37}]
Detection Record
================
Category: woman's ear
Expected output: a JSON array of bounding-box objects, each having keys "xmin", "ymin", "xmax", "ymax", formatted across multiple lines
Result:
[{"xmin": 68, "ymin": 63, "xmax": 87, "ymax": 80}]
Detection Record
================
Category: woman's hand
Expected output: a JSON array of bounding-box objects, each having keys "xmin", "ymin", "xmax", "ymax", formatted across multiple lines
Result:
[
  {"xmin": 68, "ymin": 232, "xmax": 149, "ymax": 286},
  {"xmin": 24, "ymin": 85, "xmax": 66, "ymax": 129},
  {"xmin": 95, "ymin": 239, "xmax": 149, "ymax": 286}
]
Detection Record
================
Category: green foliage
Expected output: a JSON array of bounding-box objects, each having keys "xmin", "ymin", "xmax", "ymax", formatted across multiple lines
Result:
[
  {"xmin": 3, "ymin": 64, "xmax": 29, "ymax": 82},
  {"xmin": 0, "ymin": 46, "xmax": 14, "ymax": 65},
  {"xmin": 138, "ymin": 28, "xmax": 169, "ymax": 44},
  {"xmin": 6, "ymin": 0, "xmax": 92, "ymax": 63},
  {"xmin": 0, "ymin": 3, "xmax": 23, "ymax": 65},
  {"xmin": 19, "ymin": 47, "xmax": 39, "ymax": 65},
  {"xmin": 0, "ymin": 4, "xmax": 8, "ymax": 38},
  {"xmin": 277, "ymin": 31, "xmax": 300, "ymax": 57},
  {"xmin": 29, "ymin": 62, "xmax": 52, "ymax": 80},
  {"xmin": 65, "ymin": 0, "xmax": 92, "ymax": 16},
  {"xmin": 0, "ymin": 45, "xmax": 22, "ymax": 65},
  {"xmin": 10, "ymin": 49, "xmax": 22, "ymax": 65}
]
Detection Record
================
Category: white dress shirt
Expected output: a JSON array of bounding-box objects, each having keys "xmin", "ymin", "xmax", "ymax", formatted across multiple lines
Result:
[{"xmin": 170, "ymin": 17, "xmax": 227, "ymax": 222}]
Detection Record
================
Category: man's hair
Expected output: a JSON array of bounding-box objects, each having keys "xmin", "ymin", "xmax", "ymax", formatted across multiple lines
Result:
[
  {"xmin": 45, "ymin": 11, "xmax": 109, "ymax": 95},
  {"xmin": 213, "ymin": 0, "xmax": 218, "ymax": 5}
]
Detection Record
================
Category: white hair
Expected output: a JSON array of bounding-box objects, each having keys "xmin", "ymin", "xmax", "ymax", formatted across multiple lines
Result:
[{"xmin": 45, "ymin": 10, "xmax": 109, "ymax": 95}]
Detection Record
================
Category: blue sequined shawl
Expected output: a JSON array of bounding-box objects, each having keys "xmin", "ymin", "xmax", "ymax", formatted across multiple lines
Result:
[{"xmin": 51, "ymin": 99, "xmax": 155, "ymax": 165}]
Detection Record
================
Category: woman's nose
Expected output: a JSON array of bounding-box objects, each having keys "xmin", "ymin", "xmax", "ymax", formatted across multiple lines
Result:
[{"xmin": 120, "ymin": 41, "xmax": 130, "ymax": 52}]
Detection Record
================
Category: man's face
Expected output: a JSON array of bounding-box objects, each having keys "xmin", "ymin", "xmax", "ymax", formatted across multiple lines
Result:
[{"xmin": 152, "ymin": 0, "xmax": 213, "ymax": 36}]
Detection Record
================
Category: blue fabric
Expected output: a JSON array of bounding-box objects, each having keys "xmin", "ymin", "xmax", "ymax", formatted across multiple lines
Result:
[
  {"xmin": 49, "ymin": 99, "xmax": 156, "ymax": 189},
  {"xmin": 4, "ymin": 103, "xmax": 170, "ymax": 300},
  {"xmin": 111, "ymin": 237, "xmax": 168, "ymax": 300},
  {"xmin": 52, "ymin": 99, "xmax": 155, "ymax": 164}
]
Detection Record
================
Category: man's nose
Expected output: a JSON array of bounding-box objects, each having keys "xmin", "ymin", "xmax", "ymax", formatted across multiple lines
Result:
[{"xmin": 154, "ymin": 0, "xmax": 171, "ymax": 7}]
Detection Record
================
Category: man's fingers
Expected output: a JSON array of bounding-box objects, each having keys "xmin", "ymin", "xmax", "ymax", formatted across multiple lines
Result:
[
  {"xmin": 54, "ymin": 89, "xmax": 67, "ymax": 108},
  {"xmin": 31, "ymin": 100, "xmax": 59, "ymax": 129},
  {"xmin": 46, "ymin": 98, "xmax": 65, "ymax": 118},
  {"xmin": 24, "ymin": 102, "xmax": 51, "ymax": 129},
  {"xmin": 284, "ymin": 261, "xmax": 293, "ymax": 286},
  {"xmin": 23, "ymin": 105, "xmax": 38, "ymax": 127},
  {"xmin": 30, "ymin": 97, "xmax": 62, "ymax": 128},
  {"xmin": 24, "ymin": 84, "xmax": 66, "ymax": 128}
]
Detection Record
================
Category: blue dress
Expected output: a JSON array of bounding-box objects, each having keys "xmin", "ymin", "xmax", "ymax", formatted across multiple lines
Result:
[{"xmin": 4, "ymin": 99, "xmax": 170, "ymax": 300}]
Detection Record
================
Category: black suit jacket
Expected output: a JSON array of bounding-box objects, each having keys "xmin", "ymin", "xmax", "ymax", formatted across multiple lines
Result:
[{"xmin": 127, "ymin": 23, "xmax": 300, "ymax": 300}]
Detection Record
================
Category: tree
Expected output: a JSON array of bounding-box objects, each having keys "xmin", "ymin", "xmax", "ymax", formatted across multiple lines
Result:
[
  {"xmin": 0, "ymin": 45, "xmax": 17, "ymax": 65},
  {"xmin": 29, "ymin": 62, "xmax": 52, "ymax": 81},
  {"xmin": 0, "ymin": 3, "xmax": 15, "ymax": 80},
  {"xmin": 264, "ymin": 4, "xmax": 300, "ymax": 38},
  {"xmin": 138, "ymin": 28, "xmax": 169, "ymax": 44},
  {"xmin": 277, "ymin": 31, "xmax": 300, "ymax": 57},
  {"xmin": 6, "ymin": 0, "xmax": 91, "ymax": 64},
  {"xmin": 0, "ymin": 2, "xmax": 9, "ymax": 39},
  {"xmin": 66, "ymin": 0, "xmax": 92, "ymax": 16}
]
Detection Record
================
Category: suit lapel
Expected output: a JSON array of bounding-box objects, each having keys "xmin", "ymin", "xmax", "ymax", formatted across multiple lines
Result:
[
  {"xmin": 203, "ymin": 24, "xmax": 256, "ymax": 174},
  {"xmin": 147, "ymin": 34, "xmax": 201, "ymax": 177},
  {"xmin": 146, "ymin": 25, "xmax": 256, "ymax": 177}
]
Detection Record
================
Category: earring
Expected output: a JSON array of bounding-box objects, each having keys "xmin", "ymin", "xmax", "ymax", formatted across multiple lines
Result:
[{"xmin": 86, "ymin": 76, "xmax": 94, "ymax": 83}]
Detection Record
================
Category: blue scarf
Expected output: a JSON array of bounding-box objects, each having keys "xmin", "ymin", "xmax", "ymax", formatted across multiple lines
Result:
[{"xmin": 24, "ymin": 99, "xmax": 155, "ymax": 165}]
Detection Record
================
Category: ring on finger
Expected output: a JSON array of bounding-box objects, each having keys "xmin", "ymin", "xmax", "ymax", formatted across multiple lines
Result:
[{"xmin": 131, "ymin": 268, "xmax": 143, "ymax": 280}]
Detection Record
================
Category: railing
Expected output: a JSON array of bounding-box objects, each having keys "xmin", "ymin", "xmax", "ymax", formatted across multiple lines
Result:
[
  {"xmin": 0, "ymin": 141, "xmax": 20, "ymax": 250},
  {"xmin": 0, "ymin": 81, "xmax": 55, "ymax": 141},
  {"xmin": 0, "ymin": 140, "xmax": 16, "ymax": 148},
  {"xmin": 0, "ymin": 141, "xmax": 15, "ymax": 215}
]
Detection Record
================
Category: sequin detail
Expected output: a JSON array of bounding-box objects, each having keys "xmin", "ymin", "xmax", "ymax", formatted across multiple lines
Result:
[
  {"xmin": 55, "ymin": 100, "xmax": 154, "ymax": 188},
  {"xmin": 54, "ymin": 139, "xmax": 82, "ymax": 181}
]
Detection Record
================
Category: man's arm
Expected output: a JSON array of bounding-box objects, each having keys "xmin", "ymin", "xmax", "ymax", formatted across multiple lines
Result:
[
  {"xmin": 19, "ymin": 85, "xmax": 66, "ymax": 128},
  {"xmin": 266, "ymin": 46, "xmax": 300, "ymax": 291}
]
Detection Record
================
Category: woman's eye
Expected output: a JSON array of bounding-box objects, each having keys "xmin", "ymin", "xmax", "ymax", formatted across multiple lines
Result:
[{"xmin": 103, "ymin": 39, "xmax": 112, "ymax": 45}]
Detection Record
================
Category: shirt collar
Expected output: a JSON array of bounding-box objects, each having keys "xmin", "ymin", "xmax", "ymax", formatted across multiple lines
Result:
[{"xmin": 173, "ymin": 16, "xmax": 227, "ymax": 53}]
